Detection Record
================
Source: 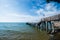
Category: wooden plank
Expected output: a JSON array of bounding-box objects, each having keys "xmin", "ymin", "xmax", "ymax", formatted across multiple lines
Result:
[{"xmin": 41, "ymin": 14, "xmax": 60, "ymax": 21}]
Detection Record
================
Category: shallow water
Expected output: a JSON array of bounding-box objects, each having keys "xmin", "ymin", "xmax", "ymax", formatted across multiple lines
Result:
[
  {"xmin": 0, "ymin": 23, "xmax": 49, "ymax": 40},
  {"xmin": 0, "ymin": 23, "xmax": 34, "ymax": 32}
]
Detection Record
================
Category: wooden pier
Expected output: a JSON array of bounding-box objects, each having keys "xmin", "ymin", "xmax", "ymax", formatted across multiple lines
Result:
[
  {"xmin": 26, "ymin": 14, "xmax": 60, "ymax": 32},
  {"xmin": 26, "ymin": 0, "xmax": 60, "ymax": 40},
  {"xmin": 35, "ymin": 14, "xmax": 60, "ymax": 34},
  {"xmin": 37, "ymin": 14, "xmax": 60, "ymax": 40},
  {"xmin": 26, "ymin": 14, "xmax": 60, "ymax": 40}
]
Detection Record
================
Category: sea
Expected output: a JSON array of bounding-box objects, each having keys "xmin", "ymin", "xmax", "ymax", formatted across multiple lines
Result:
[
  {"xmin": 0, "ymin": 22, "xmax": 34, "ymax": 32},
  {"xmin": 0, "ymin": 22, "xmax": 49, "ymax": 40},
  {"xmin": 0, "ymin": 22, "xmax": 41, "ymax": 40}
]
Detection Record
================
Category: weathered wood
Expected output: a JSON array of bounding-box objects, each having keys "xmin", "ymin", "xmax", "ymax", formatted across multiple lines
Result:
[{"xmin": 41, "ymin": 14, "xmax": 60, "ymax": 21}]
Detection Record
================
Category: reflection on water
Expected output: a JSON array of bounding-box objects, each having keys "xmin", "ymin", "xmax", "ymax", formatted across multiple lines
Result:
[{"xmin": 0, "ymin": 23, "xmax": 49, "ymax": 40}]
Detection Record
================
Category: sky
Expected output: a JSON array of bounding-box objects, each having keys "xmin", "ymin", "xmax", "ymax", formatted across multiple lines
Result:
[{"xmin": 0, "ymin": 0, "xmax": 60, "ymax": 22}]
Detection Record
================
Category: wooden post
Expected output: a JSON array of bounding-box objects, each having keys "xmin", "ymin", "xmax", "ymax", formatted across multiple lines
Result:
[
  {"xmin": 42, "ymin": 21, "xmax": 46, "ymax": 31},
  {"xmin": 51, "ymin": 21, "xmax": 54, "ymax": 33},
  {"xmin": 42, "ymin": 22, "xmax": 44, "ymax": 31},
  {"xmin": 42, "ymin": 21, "xmax": 45, "ymax": 31},
  {"xmin": 46, "ymin": 21, "xmax": 51, "ymax": 33},
  {"xmin": 43, "ymin": 21, "xmax": 46, "ymax": 31},
  {"xmin": 39, "ymin": 23, "xmax": 41, "ymax": 31},
  {"xmin": 46, "ymin": 21, "xmax": 48, "ymax": 32},
  {"xmin": 41, "ymin": 22, "xmax": 43, "ymax": 30},
  {"xmin": 47, "ymin": 21, "xmax": 53, "ymax": 33},
  {"xmin": 40, "ymin": 22, "xmax": 43, "ymax": 31}
]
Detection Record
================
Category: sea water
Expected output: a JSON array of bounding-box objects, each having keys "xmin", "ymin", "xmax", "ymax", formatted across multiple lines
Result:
[
  {"xmin": 0, "ymin": 22, "xmax": 49, "ymax": 40},
  {"xmin": 0, "ymin": 22, "xmax": 34, "ymax": 32}
]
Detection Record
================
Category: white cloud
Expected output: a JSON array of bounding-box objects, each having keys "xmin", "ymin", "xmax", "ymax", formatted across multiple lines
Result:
[
  {"xmin": 1, "ymin": 0, "xmax": 60, "ymax": 23},
  {"xmin": 36, "ymin": 8, "xmax": 44, "ymax": 16},
  {"xmin": 36, "ymin": 3, "xmax": 60, "ymax": 17},
  {"xmin": 0, "ymin": 12, "xmax": 40, "ymax": 22},
  {"xmin": 0, "ymin": 0, "xmax": 40, "ymax": 23}
]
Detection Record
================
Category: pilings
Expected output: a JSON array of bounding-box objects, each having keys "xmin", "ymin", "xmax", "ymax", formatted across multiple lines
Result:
[
  {"xmin": 26, "ymin": 20, "xmax": 60, "ymax": 34},
  {"xmin": 26, "ymin": 21, "xmax": 55, "ymax": 34},
  {"xmin": 26, "ymin": 14, "xmax": 60, "ymax": 40},
  {"xmin": 37, "ymin": 21, "xmax": 55, "ymax": 34}
]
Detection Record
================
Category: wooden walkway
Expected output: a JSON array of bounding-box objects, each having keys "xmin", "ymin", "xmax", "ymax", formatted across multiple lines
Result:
[
  {"xmin": 41, "ymin": 14, "xmax": 60, "ymax": 21},
  {"xmin": 26, "ymin": 14, "xmax": 60, "ymax": 40},
  {"xmin": 37, "ymin": 14, "xmax": 60, "ymax": 40}
]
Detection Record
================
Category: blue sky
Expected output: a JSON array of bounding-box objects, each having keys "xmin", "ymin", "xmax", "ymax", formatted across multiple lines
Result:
[{"xmin": 0, "ymin": 0, "xmax": 60, "ymax": 22}]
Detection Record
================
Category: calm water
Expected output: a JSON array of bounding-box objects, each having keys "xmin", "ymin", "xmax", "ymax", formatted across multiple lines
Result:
[
  {"xmin": 0, "ymin": 22, "xmax": 49, "ymax": 40},
  {"xmin": 0, "ymin": 23, "xmax": 34, "ymax": 32}
]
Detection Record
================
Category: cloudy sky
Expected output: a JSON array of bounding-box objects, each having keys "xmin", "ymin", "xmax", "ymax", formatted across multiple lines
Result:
[{"xmin": 0, "ymin": 0, "xmax": 60, "ymax": 22}]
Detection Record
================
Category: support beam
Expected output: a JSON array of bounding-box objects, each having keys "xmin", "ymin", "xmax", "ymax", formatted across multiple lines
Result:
[{"xmin": 46, "ymin": 21, "xmax": 48, "ymax": 32}]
